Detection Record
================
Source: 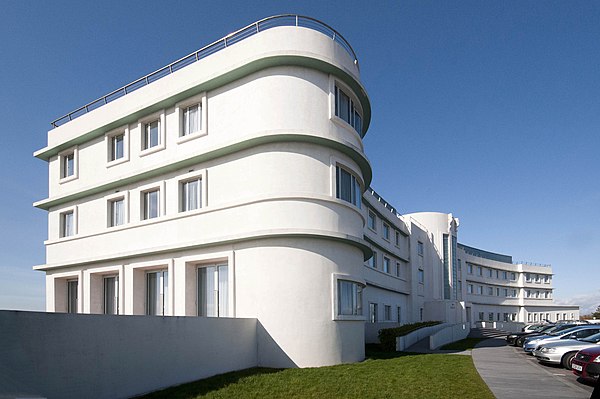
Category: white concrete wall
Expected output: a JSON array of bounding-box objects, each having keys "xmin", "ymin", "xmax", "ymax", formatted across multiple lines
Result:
[
  {"xmin": 395, "ymin": 323, "xmax": 449, "ymax": 351},
  {"xmin": 0, "ymin": 310, "xmax": 257, "ymax": 399},
  {"xmin": 429, "ymin": 322, "xmax": 470, "ymax": 350}
]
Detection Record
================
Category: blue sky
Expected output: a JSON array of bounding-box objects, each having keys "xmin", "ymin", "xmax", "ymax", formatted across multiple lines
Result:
[{"xmin": 1, "ymin": 1, "xmax": 598, "ymax": 313}]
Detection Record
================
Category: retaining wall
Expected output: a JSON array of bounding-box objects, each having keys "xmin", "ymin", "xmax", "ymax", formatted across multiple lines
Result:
[{"xmin": 429, "ymin": 323, "xmax": 470, "ymax": 350}]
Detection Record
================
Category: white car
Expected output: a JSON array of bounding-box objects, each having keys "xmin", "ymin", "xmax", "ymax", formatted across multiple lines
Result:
[{"xmin": 533, "ymin": 332, "xmax": 600, "ymax": 369}]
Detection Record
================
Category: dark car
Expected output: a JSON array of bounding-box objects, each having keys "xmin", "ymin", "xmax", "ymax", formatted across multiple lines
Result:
[
  {"xmin": 507, "ymin": 324, "xmax": 555, "ymax": 346},
  {"xmin": 572, "ymin": 345, "xmax": 600, "ymax": 382}
]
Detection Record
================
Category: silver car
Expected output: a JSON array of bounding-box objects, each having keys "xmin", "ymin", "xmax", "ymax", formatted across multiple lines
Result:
[
  {"xmin": 533, "ymin": 332, "xmax": 600, "ymax": 369},
  {"xmin": 523, "ymin": 325, "xmax": 600, "ymax": 353}
]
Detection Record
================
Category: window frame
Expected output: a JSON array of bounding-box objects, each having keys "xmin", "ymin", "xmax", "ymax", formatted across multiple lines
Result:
[
  {"xmin": 105, "ymin": 125, "xmax": 130, "ymax": 167},
  {"xmin": 332, "ymin": 81, "xmax": 364, "ymax": 135},
  {"xmin": 139, "ymin": 110, "xmax": 166, "ymax": 156},
  {"xmin": 58, "ymin": 146, "xmax": 78, "ymax": 183},
  {"xmin": 176, "ymin": 92, "xmax": 208, "ymax": 143},
  {"xmin": 138, "ymin": 181, "xmax": 165, "ymax": 222},
  {"xmin": 197, "ymin": 263, "xmax": 229, "ymax": 317},
  {"xmin": 417, "ymin": 241, "xmax": 424, "ymax": 256},
  {"xmin": 332, "ymin": 274, "xmax": 365, "ymax": 321},
  {"xmin": 382, "ymin": 223, "xmax": 390, "ymax": 240},
  {"xmin": 383, "ymin": 256, "xmax": 390, "ymax": 273},
  {"xmin": 106, "ymin": 192, "xmax": 128, "ymax": 228},
  {"xmin": 59, "ymin": 206, "xmax": 77, "ymax": 238},
  {"xmin": 335, "ymin": 164, "xmax": 362, "ymax": 208}
]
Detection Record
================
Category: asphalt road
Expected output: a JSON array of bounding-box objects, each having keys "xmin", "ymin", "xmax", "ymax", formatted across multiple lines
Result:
[{"xmin": 472, "ymin": 338, "xmax": 594, "ymax": 399}]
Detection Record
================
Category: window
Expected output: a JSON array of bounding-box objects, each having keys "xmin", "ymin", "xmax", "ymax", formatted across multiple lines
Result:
[
  {"xmin": 417, "ymin": 241, "xmax": 424, "ymax": 256},
  {"xmin": 511, "ymin": 272, "xmax": 516, "ymax": 280},
  {"xmin": 487, "ymin": 268, "xmax": 493, "ymax": 278},
  {"xmin": 103, "ymin": 276, "xmax": 119, "ymax": 315},
  {"xmin": 502, "ymin": 271, "xmax": 508, "ymax": 280},
  {"xmin": 146, "ymin": 270, "xmax": 168, "ymax": 316},
  {"xmin": 367, "ymin": 210, "xmax": 376, "ymax": 230},
  {"xmin": 495, "ymin": 270, "xmax": 499, "ymax": 279},
  {"xmin": 395, "ymin": 262, "xmax": 401, "ymax": 277},
  {"xmin": 512, "ymin": 289, "xmax": 517, "ymax": 297},
  {"xmin": 488, "ymin": 312, "xmax": 494, "ymax": 321},
  {"xmin": 395, "ymin": 231, "xmax": 400, "ymax": 246},
  {"xmin": 337, "ymin": 280, "xmax": 363, "ymax": 316},
  {"xmin": 335, "ymin": 166, "xmax": 361, "ymax": 208},
  {"xmin": 62, "ymin": 153, "xmax": 74, "ymax": 178},
  {"xmin": 478, "ymin": 312, "xmax": 484, "ymax": 321},
  {"xmin": 467, "ymin": 284, "xmax": 473, "ymax": 294},
  {"xmin": 476, "ymin": 285, "xmax": 483, "ymax": 295},
  {"xmin": 467, "ymin": 264, "xmax": 473, "ymax": 274},
  {"xmin": 182, "ymin": 104, "xmax": 202, "ymax": 136},
  {"xmin": 496, "ymin": 287, "xmax": 500, "ymax": 296},
  {"xmin": 60, "ymin": 210, "xmax": 75, "ymax": 237},
  {"xmin": 526, "ymin": 273, "xmax": 532, "ymax": 282},
  {"xmin": 503, "ymin": 313, "xmax": 509, "ymax": 322},
  {"xmin": 198, "ymin": 264, "xmax": 228, "ymax": 317},
  {"xmin": 383, "ymin": 257, "xmax": 390, "ymax": 273},
  {"xmin": 384, "ymin": 305, "xmax": 392, "ymax": 321},
  {"xmin": 544, "ymin": 275, "xmax": 550, "ymax": 284},
  {"xmin": 181, "ymin": 178, "xmax": 202, "ymax": 212},
  {"xmin": 142, "ymin": 189, "xmax": 160, "ymax": 220},
  {"xmin": 109, "ymin": 198, "xmax": 125, "ymax": 227},
  {"xmin": 369, "ymin": 303, "xmax": 378, "ymax": 323},
  {"xmin": 397, "ymin": 306, "xmax": 402, "ymax": 323},
  {"xmin": 503, "ymin": 288, "xmax": 508, "ymax": 297},
  {"xmin": 368, "ymin": 251, "xmax": 377, "ymax": 268},
  {"xmin": 383, "ymin": 223, "xmax": 390, "ymax": 240},
  {"xmin": 487, "ymin": 287, "xmax": 493, "ymax": 296},
  {"xmin": 418, "ymin": 269, "xmax": 424, "ymax": 284},
  {"xmin": 110, "ymin": 134, "xmax": 124, "ymax": 161},
  {"xmin": 143, "ymin": 120, "xmax": 160, "ymax": 150},
  {"xmin": 67, "ymin": 279, "xmax": 78, "ymax": 313},
  {"xmin": 334, "ymin": 85, "xmax": 362, "ymax": 134},
  {"xmin": 477, "ymin": 266, "xmax": 482, "ymax": 276}
]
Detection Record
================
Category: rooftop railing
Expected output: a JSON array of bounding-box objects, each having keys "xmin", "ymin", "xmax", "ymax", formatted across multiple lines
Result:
[
  {"xmin": 368, "ymin": 187, "xmax": 403, "ymax": 218},
  {"xmin": 514, "ymin": 261, "xmax": 552, "ymax": 268},
  {"xmin": 50, "ymin": 14, "xmax": 359, "ymax": 128}
]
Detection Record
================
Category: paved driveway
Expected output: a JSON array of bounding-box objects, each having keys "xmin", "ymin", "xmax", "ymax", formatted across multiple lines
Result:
[{"xmin": 472, "ymin": 338, "xmax": 593, "ymax": 399}]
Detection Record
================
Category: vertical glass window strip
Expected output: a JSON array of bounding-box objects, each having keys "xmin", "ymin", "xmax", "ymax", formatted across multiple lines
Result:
[
  {"xmin": 110, "ymin": 198, "xmax": 124, "ymax": 227},
  {"xmin": 144, "ymin": 120, "xmax": 159, "ymax": 149},
  {"xmin": 183, "ymin": 104, "xmax": 201, "ymax": 136},
  {"xmin": 198, "ymin": 265, "xmax": 228, "ymax": 317},
  {"xmin": 143, "ymin": 190, "xmax": 159, "ymax": 220},
  {"xmin": 103, "ymin": 276, "xmax": 119, "ymax": 315},
  {"xmin": 369, "ymin": 303, "xmax": 378, "ymax": 323},
  {"xmin": 335, "ymin": 85, "xmax": 362, "ymax": 134},
  {"xmin": 335, "ymin": 166, "xmax": 361, "ymax": 207},
  {"xmin": 61, "ymin": 211, "xmax": 74, "ymax": 237},
  {"xmin": 62, "ymin": 153, "xmax": 74, "ymax": 178},
  {"xmin": 146, "ymin": 271, "xmax": 167, "ymax": 316},
  {"xmin": 111, "ymin": 134, "xmax": 124, "ymax": 161},
  {"xmin": 384, "ymin": 305, "xmax": 391, "ymax": 321},
  {"xmin": 383, "ymin": 257, "xmax": 390, "ymax": 273},
  {"xmin": 397, "ymin": 306, "xmax": 401, "ymax": 323},
  {"xmin": 181, "ymin": 179, "xmax": 201, "ymax": 212},
  {"xmin": 383, "ymin": 224, "xmax": 390, "ymax": 239},
  {"xmin": 442, "ymin": 234, "xmax": 450, "ymax": 300},
  {"xmin": 67, "ymin": 280, "xmax": 78, "ymax": 313}
]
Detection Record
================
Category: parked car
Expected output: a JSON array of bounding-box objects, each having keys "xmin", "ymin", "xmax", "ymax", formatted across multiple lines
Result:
[
  {"xmin": 522, "ymin": 323, "xmax": 545, "ymax": 332},
  {"xmin": 507, "ymin": 324, "xmax": 555, "ymax": 346},
  {"xmin": 523, "ymin": 325, "xmax": 600, "ymax": 353},
  {"xmin": 572, "ymin": 345, "xmax": 600, "ymax": 382},
  {"xmin": 533, "ymin": 332, "xmax": 600, "ymax": 369},
  {"xmin": 515, "ymin": 323, "xmax": 577, "ymax": 347}
]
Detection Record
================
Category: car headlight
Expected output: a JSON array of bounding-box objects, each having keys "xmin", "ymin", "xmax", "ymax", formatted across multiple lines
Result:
[{"xmin": 540, "ymin": 347, "xmax": 556, "ymax": 353}]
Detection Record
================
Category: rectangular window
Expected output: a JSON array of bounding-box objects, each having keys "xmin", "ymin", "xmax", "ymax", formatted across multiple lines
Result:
[
  {"xmin": 143, "ymin": 189, "xmax": 160, "ymax": 220},
  {"xmin": 418, "ymin": 269, "xmax": 424, "ymax": 284},
  {"xmin": 487, "ymin": 268, "xmax": 493, "ymax": 278},
  {"xmin": 395, "ymin": 262, "xmax": 401, "ymax": 277},
  {"xmin": 67, "ymin": 280, "xmax": 78, "ymax": 313},
  {"xmin": 467, "ymin": 264, "xmax": 473, "ymax": 274},
  {"xmin": 338, "ymin": 280, "xmax": 363, "ymax": 316},
  {"xmin": 143, "ymin": 120, "xmax": 160, "ymax": 150},
  {"xmin": 146, "ymin": 270, "xmax": 168, "ymax": 316},
  {"xmin": 467, "ymin": 284, "xmax": 473, "ymax": 294},
  {"xmin": 526, "ymin": 273, "xmax": 532, "ymax": 282},
  {"xmin": 60, "ymin": 211, "xmax": 74, "ymax": 237},
  {"xmin": 417, "ymin": 241, "xmax": 424, "ymax": 256},
  {"xmin": 110, "ymin": 134, "xmax": 124, "ymax": 161},
  {"xmin": 503, "ymin": 288, "xmax": 508, "ymax": 297},
  {"xmin": 383, "ymin": 257, "xmax": 390, "ymax": 273},
  {"xmin": 397, "ymin": 306, "xmax": 402, "ymax": 323},
  {"xmin": 512, "ymin": 289, "xmax": 517, "ymax": 297},
  {"xmin": 103, "ymin": 276, "xmax": 119, "ymax": 315},
  {"xmin": 182, "ymin": 104, "xmax": 202, "ymax": 136},
  {"xmin": 367, "ymin": 210, "xmax": 376, "ymax": 230},
  {"xmin": 368, "ymin": 251, "xmax": 377, "ymax": 268},
  {"xmin": 488, "ymin": 312, "xmax": 494, "ymax": 321},
  {"xmin": 383, "ymin": 223, "xmax": 390, "ymax": 240},
  {"xmin": 496, "ymin": 288, "xmax": 500, "ymax": 296},
  {"xmin": 384, "ymin": 305, "xmax": 392, "ymax": 321},
  {"xmin": 476, "ymin": 285, "xmax": 483, "ymax": 295},
  {"xmin": 487, "ymin": 287, "xmax": 493, "ymax": 296},
  {"xmin": 62, "ymin": 152, "xmax": 75, "ymax": 178},
  {"xmin": 511, "ymin": 272, "xmax": 516, "ymax": 280},
  {"xmin": 109, "ymin": 198, "xmax": 125, "ymax": 227},
  {"xmin": 181, "ymin": 178, "xmax": 202, "ymax": 212},
  {"xmin": 395, "ymin": 231, "xmax": 400, "ymax": 246},
  {"xmin": 479, "ymin": 312, "xmax": 484, "ymax": 321},
  {"xmin": 334, "ymin": 85, "xmax": 362, "ymax": 134},
  {"xmin": 369, "ymin": 303, "xmax": 378, "ymax": 323},
  {"xmin": 502, "ymin": 271, "xmax": 508, "ymax": 280},
  {"xmin": 477, "ymin": 266, "xmax": 482, "ymax": 276},
  {"xmin": 198, "ymin": 264, "xmax": 228, "ymax": 317},
  {"xmin": 335, "ymin": 166, "xmax": 361, "ymax": 208}
]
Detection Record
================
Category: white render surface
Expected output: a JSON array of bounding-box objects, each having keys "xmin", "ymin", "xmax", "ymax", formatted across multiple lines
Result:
[{"xmin": 0, "ymin": 310, "xmax": 258, "ymax": 399}]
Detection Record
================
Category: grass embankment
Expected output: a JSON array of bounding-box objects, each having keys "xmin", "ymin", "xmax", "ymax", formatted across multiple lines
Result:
[
  {"xmin": 440, "ymin": 337, "xmax": 485, "ymax": 351},
  {"xmin": 140, "ymin": 351, "xmax": 493, "ymax": 399}
]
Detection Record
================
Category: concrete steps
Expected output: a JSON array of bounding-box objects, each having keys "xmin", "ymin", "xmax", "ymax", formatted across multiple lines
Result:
[{"xmin": 468, "ymin": 327, "xmax": 509, "ymax": 339}]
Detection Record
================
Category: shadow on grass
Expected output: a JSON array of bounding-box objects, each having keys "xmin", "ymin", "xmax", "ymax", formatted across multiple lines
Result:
[{"xmin": 138, "ymin": 367, "xmax": 283, "ymax": 399}]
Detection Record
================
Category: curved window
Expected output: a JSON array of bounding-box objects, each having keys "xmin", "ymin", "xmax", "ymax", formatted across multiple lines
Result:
[
  {"xmin": 334, "ymin": 85, "xmax": 362, "ymax": 134},
  {"xmin": 337, "ymin": 280, "xmax": 363, "ymax": 316},
  {"xmin": 335, "ymin": 166, "xmax": 361, "ymax": 208}
]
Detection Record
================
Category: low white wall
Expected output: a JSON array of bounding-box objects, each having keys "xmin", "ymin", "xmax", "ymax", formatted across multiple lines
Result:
[
  {"xmin": 0, "ymin": 310, "xmax": 258, "ymax": 399},
  {"xmin": 396, "ymin": 323, "xmax": 449, "ymax": 351},
  {"xmin": 365, "ymin": 322, "xmax": 402, "ymax": 344},
  {"xmin": 429, "ymin": 323, "xmax": 470, "ymax": 350}
]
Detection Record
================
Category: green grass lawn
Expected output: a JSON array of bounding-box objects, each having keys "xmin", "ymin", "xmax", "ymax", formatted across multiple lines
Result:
[
  {"xmin": 439, "ymin": 338, "xmax": 485, "ymax": 351},
  {"xmin": 140, "ymin": 351, "xmax": 493, "ymax": 399}
]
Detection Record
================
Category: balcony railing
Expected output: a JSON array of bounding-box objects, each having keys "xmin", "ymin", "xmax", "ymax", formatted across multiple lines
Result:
[{"xmin": 50, "ymin": 14, "xmax": 359, "ymax": 128}]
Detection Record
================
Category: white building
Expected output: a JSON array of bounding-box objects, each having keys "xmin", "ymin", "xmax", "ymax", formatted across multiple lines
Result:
[{"xmin": 34, "ymin": 15, "xmax": 577, "ymax": 367}]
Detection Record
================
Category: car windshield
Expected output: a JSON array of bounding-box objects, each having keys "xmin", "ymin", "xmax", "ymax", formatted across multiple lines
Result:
[
  {"xmin": 549, "ymin": 326, "xmax": 581, "ymax": 336},
  {"xmin": 580, "ymin": 332, "xmax": 600, "ymax": 343},
  {"xmin": 547, "ymin": 325, "xmax": 576, "ymax": 335},
  {"xmin": 538, "ymin": 325, "xmax": 556, "ymax": 332}
]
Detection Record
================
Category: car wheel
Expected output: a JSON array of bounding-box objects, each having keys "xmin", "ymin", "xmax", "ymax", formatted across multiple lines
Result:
[{"xmin": 561, "ymin": 352, "xmax": 576, "ymax": 370}]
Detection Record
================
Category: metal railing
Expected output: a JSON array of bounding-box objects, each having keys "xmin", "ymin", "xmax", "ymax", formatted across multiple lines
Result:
[
  {"xmin": 515, "ymin": 261, "xmax": 552, "ymax": 268},
  {"xmin": 368, "ymin": 187, "xmax": 403, "ymax": 217},
  {"xmin": 50, "ymin": 14, "xmax": 359, "ymax": 128}
]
